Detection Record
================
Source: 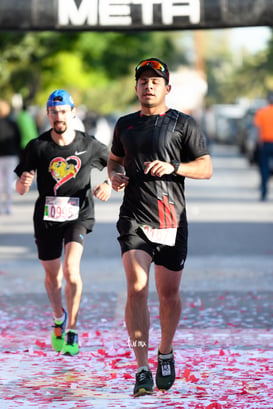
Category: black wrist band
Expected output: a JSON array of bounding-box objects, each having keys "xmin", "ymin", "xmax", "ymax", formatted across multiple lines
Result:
[
  {"xmin": 170, "ymin": 160, "xmax": 180, "ymax": 174},
  {"xmin": 104, "ymin": 178, "xmax": 112, "ymax": 186}
]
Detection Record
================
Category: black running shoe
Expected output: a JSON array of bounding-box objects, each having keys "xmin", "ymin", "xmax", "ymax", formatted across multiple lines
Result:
[
  {"xmin": 61, "ymin": 331, "xmax": 79, "ymax": 356},
  {"xmin": 156, "ymin": 350, "xmax": 175, "ymax": 390},
  {"xmin": 133, "ymin": 369, "xmax": 154, "ymax": 397}
]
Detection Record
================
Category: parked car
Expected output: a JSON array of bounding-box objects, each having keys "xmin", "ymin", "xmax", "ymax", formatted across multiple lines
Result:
[
  {"xmin": 244, "ymin": 114, "xmax": 259, "ymax": 164},
  {"xmin": 212, "ymin": 104, "xmax": 246, "ymax": 144}
]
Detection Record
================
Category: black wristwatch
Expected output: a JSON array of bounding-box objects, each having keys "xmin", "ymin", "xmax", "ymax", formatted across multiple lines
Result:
[
  {"xmin": 171, "ymin": 160, "xmax": 180, "ymax": 174},
  {"xmin": 104, "ymin": 178, "xmax": 112, "ymax": 186}
]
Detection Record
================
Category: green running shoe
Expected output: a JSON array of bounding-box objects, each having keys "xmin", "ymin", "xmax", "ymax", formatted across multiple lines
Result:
[
  {"xmin": 61, "ymin": 331, "xmax": 79, "ymax": 356},
  {"xmin": 51, "ymin": 309, "xmax": 67, "ymax": 352}
]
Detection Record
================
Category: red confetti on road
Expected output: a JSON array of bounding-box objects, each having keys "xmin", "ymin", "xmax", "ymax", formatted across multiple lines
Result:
[{"xmin": 0, "ymin": 292, "xmax": 273, "ymax": 408}]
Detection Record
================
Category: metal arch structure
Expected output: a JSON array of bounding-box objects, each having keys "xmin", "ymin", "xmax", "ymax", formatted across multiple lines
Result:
[{"xmin": 0, "ymin": 0, "xmax": 273, "ymax": 31}]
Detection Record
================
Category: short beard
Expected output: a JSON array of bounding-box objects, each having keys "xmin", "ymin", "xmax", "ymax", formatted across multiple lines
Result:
[{"xmin": 54, "ymin": 122, "xmax": 67, "ymax": 134}]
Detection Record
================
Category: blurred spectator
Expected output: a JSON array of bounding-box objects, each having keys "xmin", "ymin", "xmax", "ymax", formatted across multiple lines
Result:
[
  {"xmin": 16, "ymin": 104, "xmax": 39, "ymax": 152},
  {"xmin": 199, "ymin": 103, "xmax": 215, "ymax": 149},
  {"xmin": 254, "ymin": 91, "xmax": 273, "ymax": 201},
  {"xmin": 0, "ymin": 100, "xmax": 21, "ymax": 214},
  {"xmin": 93, "ymin": 115, "xmax": 112, "ymax": 146},
  {"xmin": 83, "ymin": 113, "xmax": 114, "ymax": 147}
]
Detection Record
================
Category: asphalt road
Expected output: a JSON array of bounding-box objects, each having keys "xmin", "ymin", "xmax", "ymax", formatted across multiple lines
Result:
[{"xmin": 0, "ymin": 143, "xmax": 272, "ymax": 294}]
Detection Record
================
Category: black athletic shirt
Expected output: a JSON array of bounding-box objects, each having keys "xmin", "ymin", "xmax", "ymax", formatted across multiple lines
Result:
[
  {"xmin": 14, "ymin": 130, "xmax": 109, "ymax": 232},
  {"xmin": 111, "ymin": 109, "xmax": 209, "ymax": 229}
]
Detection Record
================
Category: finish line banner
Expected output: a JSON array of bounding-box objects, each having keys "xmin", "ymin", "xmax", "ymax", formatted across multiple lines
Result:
[{"xmin": 0, "ymin": 0, "xmax": 273, "ymax": 31}]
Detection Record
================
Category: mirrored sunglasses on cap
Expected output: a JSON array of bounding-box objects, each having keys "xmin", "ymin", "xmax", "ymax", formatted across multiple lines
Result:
[{"xmin": 136, "ymin": 59, "xmax": 167, "ymax": 73}]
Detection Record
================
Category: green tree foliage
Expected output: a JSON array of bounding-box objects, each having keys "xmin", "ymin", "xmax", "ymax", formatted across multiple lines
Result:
[
  {"xmin": 0, "ymin": 31, "xmax": 177, "ymax": 114},
  {"xmin": 205, "ymin": 28, "xmax": 273, "ymax": 104},
  {"xmin": 3, "ymin": 28, "xmax": 272, "ymax": 114}
]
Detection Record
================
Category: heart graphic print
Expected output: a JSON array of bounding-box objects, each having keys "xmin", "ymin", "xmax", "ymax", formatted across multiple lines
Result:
[{"xmin": 49, "ymin": 156, "xmax": 81, "ymax": 195}]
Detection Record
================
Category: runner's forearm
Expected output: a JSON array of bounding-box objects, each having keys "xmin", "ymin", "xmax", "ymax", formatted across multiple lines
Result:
[
  {"xmin": 176, "ymin": 155, "xmax": 213, "ymax": 179},
  {"xmin": 107, "ymin": 157, "xmax": 125, "ymax": 180}
]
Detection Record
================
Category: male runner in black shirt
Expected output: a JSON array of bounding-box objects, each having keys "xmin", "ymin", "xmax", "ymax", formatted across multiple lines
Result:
[
  {"xmin": 108, "ymin": 58, "xmax": 213, "ymax": 396},
  {"xmin": 15, "ymin": 89, "xmax": 111, "ymax": 356}
]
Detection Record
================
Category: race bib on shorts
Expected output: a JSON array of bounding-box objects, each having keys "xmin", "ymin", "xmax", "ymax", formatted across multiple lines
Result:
[
  {"xmin": 139, "ymin": 224, "xmax": 177, "ymax": 247},
  {"xmin": 43, "ymin": 196, "xmax": 79, "ymax": 222}
]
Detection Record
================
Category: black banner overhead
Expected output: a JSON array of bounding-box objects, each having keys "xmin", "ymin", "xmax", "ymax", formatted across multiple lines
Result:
[{"xmin": 0, "ymin": 0, "xmax": 273, "ymax": 31}]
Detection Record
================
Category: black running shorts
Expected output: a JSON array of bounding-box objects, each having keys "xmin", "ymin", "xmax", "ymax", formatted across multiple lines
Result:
[
  {"xmin": 117, "ymin": 217, "xmax": 188, "ymax": 271},
  {"xmin": 35, "ymin": 221, "xmax": 87, "ymax": 261}
]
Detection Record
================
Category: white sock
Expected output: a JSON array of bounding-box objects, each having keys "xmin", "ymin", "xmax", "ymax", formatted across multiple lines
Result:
[
  {"xmin": 54, "ymin": 313, "xmax": 65, "ymax": 323},
  {"xmin": 137, "ymin": 366, "xmax": 149, "ymax": 373},
  {"xmin": 66, "ymin": 329, "xmax": 77, "ymax": 334},
  {"xmin": 159, "ymin": 350, "xmax": 173, "ymax": 359}
]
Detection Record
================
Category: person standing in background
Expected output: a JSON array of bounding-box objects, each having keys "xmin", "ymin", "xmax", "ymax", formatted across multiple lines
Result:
[
  {"xmin": 16, "ymin": 103, "xmax": 39, "ymax": 153},
  {"xmin": 254, "ymin": 91, "xmax": 273, "ymax": 201},
  {"xmin": 0, "ymin": 99, "xmax": 21, "ymax": 215}
]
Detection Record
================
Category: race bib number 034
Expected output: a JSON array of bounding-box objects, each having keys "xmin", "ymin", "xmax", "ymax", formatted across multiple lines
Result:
[
  {"xmin": 43, "ymin": 196, "xmax": 80, "ymax": 222},
  {"xmin": 139, "ymin": 225, "xmax": 177, "ymax": 247}
]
